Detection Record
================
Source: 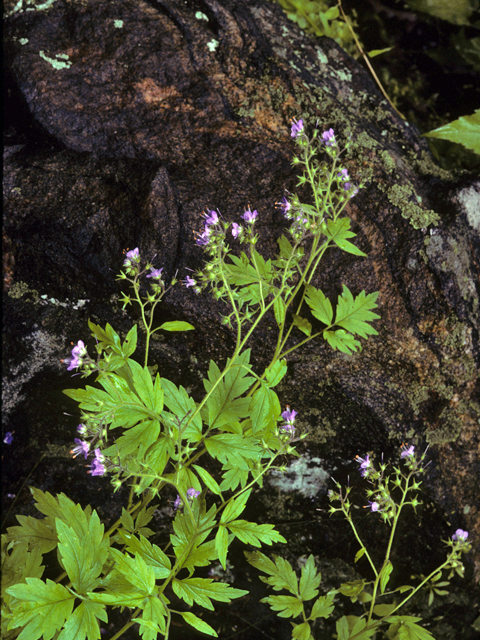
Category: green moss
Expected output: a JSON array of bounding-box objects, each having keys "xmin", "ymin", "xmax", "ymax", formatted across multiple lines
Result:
[
  {"xmin": 380, "ymin": 150, "xmax": 396, "ymax": 174},
  {"xmin": 388, "ymin": 183, "xmax": 440, "ymax": 228}
]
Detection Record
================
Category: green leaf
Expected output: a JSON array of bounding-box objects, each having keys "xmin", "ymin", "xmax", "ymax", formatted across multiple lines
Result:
[
  {"xmin": 423, "ymin": 109, "xmax": 480, "ymax": 154},
  {"xmin": 386, "ymin": 615, "xmax": 436, "ymax": 640},
  {"xmin": 324, "ymin": 329, "xmax": 361, "ymax": 354},
  {"xmin": 355, "ymin": 548, "xmax": 366, "ymax": 563},
  {"xmin": 161, "ymin": 378, "xmax": 202, "ymax": 443},
  {"xmin": 205, "ymin": 434, "xmax": 261, "ymax": 470},
  {"xmin": 309, "ymin": 592, "xmax": 335, "ymax": 620},
  {"xmin": 292, "ymin": 621, "xmax": 312, "ymax": 640},
  {"xmin": 219, "ymin": 464, "xmax": 250, "ymax": 492},
  {"xmin": 227, "ymin": 520, "xmax": 286, "ymax": 547},
  {"xmin": 193, "ymin": 464, "xmax": 222, "ymax": 496},
  {"xmin": 215, "ymin": 525, "xmax": 229, "ymax": 570},
  {"xmin": 172, "ymin": 577, "xmax": 248, "ymax": 610},
  {"xmin": 221, "ymin": 489, "xmax": 252, "ymax": 523},
  {"xmin": 128, "ymin": 359, "xmax": 164, "ymax": 413},
  {"xmin": 6, "ymin": 578, "xmax": 75, "ymax": 639},
  {"xmin": 299, "ymin": 555, "xmax": 321, "ymax": 601},
  {"xmin": 178, "ymin": 611, "xmax": 218, "ymax": 637},
  {"xmin": 57, "ymin": 600, "xmax": 107, "ymax": 640},
  {"xmin": 6, "ymin": 515, "xmax": 57, "ymax": 555},
  {"xmin": 367, "ymin": 47, "xmax": 394, "ymax": 57},
  {"xmin": 336, "ymin": 615, "xmax": 350, "ymax": 640},
  {"xmin": 132, "ymin": 596, "xmax": 167, "ymax": 639},
  {"xmin": 373, "ymin": 603, "xmax": 397, "ymax": 617},
  {"xmin": 291, "ymin": 314, "xmax": 312, "ymax": 337},
  {"xmin": 335, "ymin": 285, "xmax": 380, "ymax": 338},
  {"xmin": 109, "ymin": 548, "xmax": 155, "ymax": 594},
  {"xmin": 379, "ymin": 561, "xmax": 393, "ymax": 594},
  {"xmin": 265, "ymin": 359, "xmax": 288, "ymax": 388},
  {"xmin": 56, "ymin": 515, "xmax": 109, "ymax": 594},
  {"xmin": 404, "ymin": 0, "xmax": 472, "ymax": 25},
  {"xmin": 245, "ymin": 550, "xmax": 298, "ymax": 595},
  {"xmin": 117, "ymin": 532, "xmax": 171, "ymax": 579},
  {"xmin": 103, "ymin": 419, "xmax": 160, "ymax": 460},
  {"xmin": 203, "ymin": 351, "xmax": 255, "ymax": 429},
  {"xmin": 305, "ymin": 285, "xmax": 333, "ymax": 325},
  {"xmin": 325, "ymin": 218, "xmax": 367, "ymax": 257},
  {"xmin": 339, "ymin": 580, "xmax": 366, "ymax": 598},
  {"xmin": 274, "ymin": 295, "xmax": 286, "ymax": 327},
  {"xmin": 158, "ymin": 321, "xmax": 195, "ymax": 331},
  {"xmin": 262, "ymin": 594, "xmax": 303, "ymax": 618},
  {"xmin": 249, "ymin": 386, "xmax": 280, "ymax": 435}
]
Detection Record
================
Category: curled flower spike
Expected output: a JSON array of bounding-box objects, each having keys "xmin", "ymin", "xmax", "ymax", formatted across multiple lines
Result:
[
  {"xmin": 123, "ymin": 247, "xmax": 140, "ymax": 267},
  {"xmin": 232, "ymin": 223, "xmax": 242, "ymax": 238},
  {"xmin": 146, "ymin": 267, "xmax": 163, "ymax": 279},
  {"xmin": 183, "ymin": 275, "xmax": 196, "ymax": 288},
  {"xmin": 71, "ymin": 438, "xmax": 90, "ymax": 459},
  {"xmin": 452, "ymin": 529, "xmax": 469, "ymax": 542},
  {"xmin": 66, "ymin": 340, "xmax": 88, "ymax": 371},
  {"xmin": 290, "ymin": 118, "xmax": 304, "ymax": 138},
  {"xmin": 322, "ymin": 128, "xmax": 336, "ymax": 147},
  {"xmin": 89, "ymin": 449, "xmax": 106, "ymax": 476},
  {"xmin": 356, "ymin": 454, "xmax": 372, "ymax": 477},
  {"xmin": 242, "ymin": 209, "xmax": 258, "ymax": 223}
]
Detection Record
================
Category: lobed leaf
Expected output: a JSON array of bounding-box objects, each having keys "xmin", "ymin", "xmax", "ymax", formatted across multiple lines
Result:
[
  {"xmin": 227, "ymin": 520, "xmax": 286, "ymax": 547},
  {"xmin": 335, "ymin": 285, "xmax": 380, "ymax": 338},
  {"xmin": 325, "ymin": 218, "xmax": 367, "ymax": 257},
  {"xmin": 299, "ymin": 555, "xmax": 321, "ymax": 601},
  {"xmin": 172, "ymin": 577, "xmax": 248, "ymax": 610},
  {"xmin": 178, "ymin": 611, "xmax": 218, "ymax": 637},
  {"xmin": 305, "ymin": 285, "xmax": 333, "ymax": 325},
  {"xmin": 262, "ymin": 594, "xmax": 303, "ymax": 618}
]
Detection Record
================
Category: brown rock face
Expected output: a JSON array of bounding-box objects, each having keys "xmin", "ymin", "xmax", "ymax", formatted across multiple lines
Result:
[{"xmin": 3, "ymin": 0, "xmax": 479, "ymax": 635}]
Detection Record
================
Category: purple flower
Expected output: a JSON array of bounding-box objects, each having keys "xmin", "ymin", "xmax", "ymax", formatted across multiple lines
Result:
[
  {"xmin": 368, "ymin": 501, "xmax": 380, "ymax": 512},
  {"xmin": 322, "ymin": 128, "xmax": 336, "ymax": 147},
  {"xmin": 242, "ymin": 209, "xmax": 258, "ymax": 223},
  {"xmin": 123, "ymin": 247, "xmax": 140, "ymax": 267},
  {"xmin": 173, "ymin": 495, "xmax": 182, "ymax": 510},
  {"xmin": 356, "ymin": 454, "xmax": 371, "ymax": 477},
  {"xmin": 277, "ymin": 197, "xmax": 291, "ymax": 216},
  {"xmin": 187, "ymin": 488, "xmax": 201, "ymax": 500},
  {"xmin": 204, "ymin": 209, "xmax": 219, "ymax": 226},
  {"xmin": 290, "ymin": 118, "xmax": 304, "ymax": 138},
  {"xmin": 452, "ymin": 529, "xmax": 469, "ymax": 542},
  {"xmin": 337, "ymin": 169, "xmax": 349, "ymax": 181},
  {"xmin": 232, "ymin": 223, "xmax": 242, "ymax": 238},
  {"xmin": 183, "ymin": 275, "xmax": 196, "ymax": 288},
  {"xmin": 66, "ymin": 340, "xmax": 88, "ymax": 371},
  {"xmin": 3, "ymin": 432, "xmax": 13, "ymax": 445},
  {"xmin": 401, "ymin": 445, "xmax": 415, "ymax": 459},
  {"xmin": 71, "ymin": 438, "xmax": 90, "ymax": 460},
  {"xmin": 89, "ymin": 449, "xmax": 106, "ymax": 476},
  {"xmin": 196, "ymin": 228, "xmax": 212, "ymax": 246},
  {"xmin": 281, "ymin": 407, "xmax": 297, "ymax": 434},
  {"xmin": 77, "ymin": 424, "xmax": 87, "ymax": 436},
  {"xmin": 146, "ymin": 267, "xmax": 163, "ymax": 279}
]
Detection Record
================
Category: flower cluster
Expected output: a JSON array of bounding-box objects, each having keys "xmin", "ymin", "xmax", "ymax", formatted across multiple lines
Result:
[
  {"xmin": 196, "ymin": 209, "xmax": 221, "ymax": 247},
  {"xmin": 173, "ymin": 487, "xmax": 201, "ymax": 510},
  {"xmin": 280, "ymin": 407, "xmax": 297, "ymax": 435}
]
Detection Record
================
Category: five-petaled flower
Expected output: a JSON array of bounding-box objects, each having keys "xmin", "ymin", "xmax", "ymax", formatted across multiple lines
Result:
[
  {"xmin": 322, "ymin": 128, "xmax": 336, "ymax": 147},
  {"xmin": 183, "ymin": 275, "xmax": 196, "ymax": 288},
  {"xmin": 203, "ymin": 209, "xmax": 219, "ymax": 226},
  {"xmin": 146, "ymin": 267, "xmax": 163, "ymax": 279},
  {"xmin": 89, "ymin": 449, "xmax": 106, "ymax": 476},
  {"xmin": 232, "ymin": 223, "xmax": 242, "ymax": 238},
  {"xmin": 277, "ymin": 197, "xmax": 291, "ymax": 216},
  {"xmin": 196, "ymin": 227, "xmax": 212, "ymax": 246},
  {"xmin": 368, "ymin": 501, "xmax": 380, "ymax": 512},
  {"xmin": 401, "ymin": 445, "xmax": 415, "ymax": 459},
  {"xmin": 290, "ymin": 118, "xmax": 304, "ymax": 138},
  {"xmin": 356, "ymin": 454, "xmax": 371, "ymax": 477},
  {"xmin": 281, "ymin": 406, "xmax": 297, "ymax": 434},
  {"xmin": 452, "ymin": 529, "xmax": 469, "ymax": 542},
  {"xmin": 242, "ymin": 209, "xmax": 258, "ymax": 223},
  {"xmin": 71, "ymin": 438, "xmax": 90, "ymax": 459},
  {"xmin": 123, "ymin": 247, "xmax": 140, "ymax": 267},
  {"xmin": 66, "ymin": 340, "xmax": 88, "ymax": 371}
]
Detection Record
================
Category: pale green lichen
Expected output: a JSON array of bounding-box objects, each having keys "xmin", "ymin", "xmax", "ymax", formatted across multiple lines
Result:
[
  {"xmin": 113, "ymin": 19, "xmax": 123, "ymax": 29},
  {"xmin": 39, "ymin": 50, "xmax": 72, "ymax": 70},
  {"xmin": 380, "ymin": 150, "xmax": 396, "ymax": 174},
  {"xmin": 388, "ymin": 183, "xmax": 440, "ymax": 228}
]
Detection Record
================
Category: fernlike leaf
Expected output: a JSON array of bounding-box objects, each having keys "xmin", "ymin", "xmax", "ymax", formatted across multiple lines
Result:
[
  {"xmin": 291, "ymin": 313, "xmax": 312, "ymax": 337},
  {"xmin": 292, "ymin": 621, "xmax": 312, "ymax": 640},
  {"xmin": 305, "ymin": 285, "xmax": 333, "ymax": 326},
  {"xmin": 6, "ymin": 578, "xmax": 75, "ymax": 639},
  {"xmin": 227, "ymin": 520, "xmax": 287, "ymax": 547},
  {"xmin": 335, "ymin": 285, "xmax": 380, "ymax": 338},
  {"xmin": 203, "ymin": 351, "xmax": 255, "ymax": 429},
  {"xmin": 178, "ymin": 611, "xmax": 218, "ymax": 637},
  {"xmin": 205, "ymin": 434, "xmax": 261, "ymax": 470},
  {"xmin": 172, "ymin": 577, "xmax": 248, "ymax": 610},
  {"xmin": 245, "ymin": 550, "xmax": 299, "ymax": 595},
  {"xmin": 57, "ymin": 600, "xmax": 107, "ymax": 640},
  {"xmin": 56, "ymin": 515, "xmax": 109, "ymax": 594},
  {"xmin": 324, "ymin": 329, "xmax": 361, "ymax": 354},
  {"xmin": 325, "ymin": 218, "xmax": 367, "ymax": 257},
  {"xmin": 423, "ymin": 108, "xmax": 480, "ymax": 154},
  {"xmin": 262, "ymin": 594, "xmax": 303, "ymax": 618},
  {"xmin": 299, "ymin": 555, "xmax": 321, "ymax": 601},
  {"xmin": 309, "ymin": 592, "xmax": 335, "ymax": 620},
  {"xmin": 6, "ymin": 515, "xmax": 57, "ymax": 555},
  {"xmin": 109, "ymin": 548, "xmax": 155, "ymax": 594}
]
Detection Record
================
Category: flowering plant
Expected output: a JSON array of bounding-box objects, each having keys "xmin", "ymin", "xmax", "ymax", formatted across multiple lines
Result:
[{"xmin": 1, "ymin": 120, "xmax": 469, "ymax": 640}]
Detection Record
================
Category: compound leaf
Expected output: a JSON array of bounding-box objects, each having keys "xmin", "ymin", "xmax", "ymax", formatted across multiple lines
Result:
[
  {"xmin": 335, "ymin": 286, "xmax": 380, "ymax": 338},
  {"xmin": 305, "ymin": 285, "xmax": 333, "ymax": 325},
  {"xmin": 227, "ymin": 520, "xmax": 286, "ymax": 547},
  {"xmin": 261, "ymin": 594, "xmax": 303, "ymax": 618},
  {"xmin": 172, "ymin": 578, "xmax": 248, "ymax": 611}
]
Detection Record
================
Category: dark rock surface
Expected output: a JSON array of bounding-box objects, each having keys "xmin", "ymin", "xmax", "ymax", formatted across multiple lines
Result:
[{"xmin": 3, "ymin": 0, "xmax": 479, "ymax": 638}]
